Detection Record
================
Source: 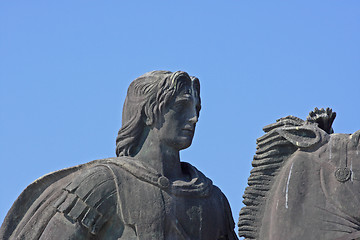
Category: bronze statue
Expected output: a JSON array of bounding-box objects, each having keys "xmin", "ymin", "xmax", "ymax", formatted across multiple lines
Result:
[
  {"xmin": 239, "ymin": 108, "xmax": 360, "ymax": 240},
  {"xmin": 0, "ymin": 71, "xmax": 237, "ymax": 240}
]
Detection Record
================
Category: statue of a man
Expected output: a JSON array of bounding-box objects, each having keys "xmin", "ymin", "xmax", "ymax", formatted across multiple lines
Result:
[{"xmin": 0, "ymin": 71, "xmax": 238, "ymax": 240}]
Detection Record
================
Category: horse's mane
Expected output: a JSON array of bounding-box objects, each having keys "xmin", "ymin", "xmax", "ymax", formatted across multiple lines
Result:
[{"xmin": 238, "ymin": 115, "xmax": 305, "ymax": 239}]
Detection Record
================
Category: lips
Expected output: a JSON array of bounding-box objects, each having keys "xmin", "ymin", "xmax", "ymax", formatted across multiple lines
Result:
[{"xmin": 182, "ymin": 126, "xmax": 194, "ymax": 135}]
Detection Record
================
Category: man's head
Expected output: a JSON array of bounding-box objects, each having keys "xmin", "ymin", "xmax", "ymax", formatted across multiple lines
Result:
[{"xmin": 116, "ymin": 70, "xmax": 201, "ymax": 157}]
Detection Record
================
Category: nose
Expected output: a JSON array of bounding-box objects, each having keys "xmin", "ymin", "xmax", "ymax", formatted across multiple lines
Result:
[
  {"xmin": 189, "ymin": 114, "xmax": 198, "ymax": 124},
  {"xmin": 188, "ymin": 98, "xmax": 200, "ymax": 124}
]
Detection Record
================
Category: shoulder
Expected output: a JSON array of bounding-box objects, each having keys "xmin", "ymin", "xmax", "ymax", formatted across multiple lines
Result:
[
  {"xmin": 55, "ymin": 160, "xmax": 120, "ymax": 234},
  {"xmin": 0, "ymin": 158, "xmax": 123, "ymax": 239}
]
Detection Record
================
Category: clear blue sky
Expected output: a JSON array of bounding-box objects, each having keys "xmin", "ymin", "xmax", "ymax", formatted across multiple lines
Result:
[{"xmin": 1, "ymin": 1, "xmax": 360, "ymax": 235}]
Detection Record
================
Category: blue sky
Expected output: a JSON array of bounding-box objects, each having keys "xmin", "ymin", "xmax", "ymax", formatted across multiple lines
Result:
[{"xmin": 1, "ymin": 1, "xmax": 360, "ymax": 235}]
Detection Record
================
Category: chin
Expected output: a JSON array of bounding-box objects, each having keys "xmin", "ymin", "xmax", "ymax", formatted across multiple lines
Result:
[{"xmin": 178, "ymin": 139, "xmax": 193, "ymax": 150}]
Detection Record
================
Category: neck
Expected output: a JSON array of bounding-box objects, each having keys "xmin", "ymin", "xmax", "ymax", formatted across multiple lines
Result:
[{"xmin": 134, "ymin": 130, "xmax": 183, "ymax": 181}]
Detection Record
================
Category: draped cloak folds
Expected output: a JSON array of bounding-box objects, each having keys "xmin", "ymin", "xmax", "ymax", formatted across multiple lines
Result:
[{"xmin": 0, "ymin": 157, "xmax": 237, "ymax": 240}]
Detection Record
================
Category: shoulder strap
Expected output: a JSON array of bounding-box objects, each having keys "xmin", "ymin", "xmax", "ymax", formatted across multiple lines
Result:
[{"xmin": 56, "ymin": 164, "xmax": 118, "ymax": 234}]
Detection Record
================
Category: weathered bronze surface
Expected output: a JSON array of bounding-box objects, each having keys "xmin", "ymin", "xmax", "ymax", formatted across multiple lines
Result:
[
  {"xmin": 239, "ymin": 108, "xmax": 360, "ymax": 240},
  {"xmin": 0, "ymin": 71, "xmax": 237, "ymax": 240}
]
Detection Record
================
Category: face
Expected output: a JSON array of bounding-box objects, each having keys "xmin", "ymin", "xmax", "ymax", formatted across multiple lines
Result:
[{"xmin": 155, "ymin": 83, "xmax": 201, "ymax": 151}]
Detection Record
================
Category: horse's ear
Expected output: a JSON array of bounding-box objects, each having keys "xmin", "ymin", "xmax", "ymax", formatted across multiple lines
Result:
[
  {"xmin": 276, "ymin": 126, "xmax": 322, "ymax": 148},
  {"xmin": 350, "ymin": 130, "xmax": 360, "ymax": 147}
]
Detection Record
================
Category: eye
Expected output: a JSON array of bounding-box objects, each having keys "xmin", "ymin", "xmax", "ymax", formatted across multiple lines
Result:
[
  {"xmin": 184, "ymin": 88, "xmax": 191, "ymax": 95},
  {"xmin": 172, "ymin": 99, "xmax": 187, "ymax": 111}
]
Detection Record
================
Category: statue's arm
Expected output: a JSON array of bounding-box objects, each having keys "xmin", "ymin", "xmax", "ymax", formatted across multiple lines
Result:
[
  {"xmin": 39, "ymin": 212, "xmax": 91, "ymax": 240},
  {"xmin": 44, "ymin": 164, "xmax": 119, "ymax": 239}
]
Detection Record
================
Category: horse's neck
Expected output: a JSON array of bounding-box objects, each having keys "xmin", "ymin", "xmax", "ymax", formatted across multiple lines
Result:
[{"xmin": 259, "ymin": 149, "xmax": 324, "ymax": 239}]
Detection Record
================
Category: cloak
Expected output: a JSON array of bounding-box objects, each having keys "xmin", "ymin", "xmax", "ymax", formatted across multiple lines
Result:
[{"xmin": 0, "ymin": 157, "xmax": 237, "ymax": 240}]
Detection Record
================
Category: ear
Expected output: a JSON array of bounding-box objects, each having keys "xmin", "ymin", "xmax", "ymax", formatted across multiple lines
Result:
[
  {"xmin": 275, "ymin": 126, "xmax": 322, "ymax": 148},
  {"xmin": 350, "ymin": 130, "xmax": 360, "ymax": 148}
]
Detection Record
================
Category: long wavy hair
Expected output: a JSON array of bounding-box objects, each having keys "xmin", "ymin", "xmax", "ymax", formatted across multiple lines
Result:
[{"xmin": 115, "ymin": 70, "xmax": 200, "ymax": 157}]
